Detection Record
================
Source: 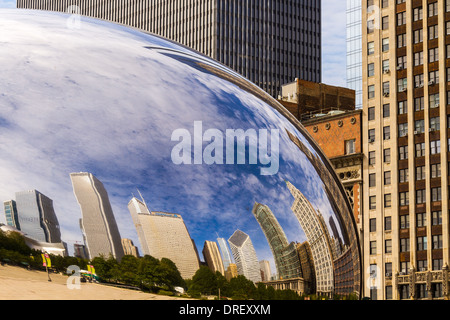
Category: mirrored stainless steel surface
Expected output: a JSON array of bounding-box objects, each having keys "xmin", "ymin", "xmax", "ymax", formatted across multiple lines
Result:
[{"xmin": 0, "ymin": 10, "xmax": 361, "ymax": 297}]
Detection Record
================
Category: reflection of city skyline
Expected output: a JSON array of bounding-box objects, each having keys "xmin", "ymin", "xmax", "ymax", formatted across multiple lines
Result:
[{"xmin": 2, "ymin": 170, "xmax": 350, "ymax": 295}]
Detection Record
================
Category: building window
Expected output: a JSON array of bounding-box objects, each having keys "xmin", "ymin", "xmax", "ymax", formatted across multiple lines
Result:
[
  {"xmin": 433, "ymin": 284, "xmax": 443, "ymax": 299},
  {"xmin": 368, "ymin": 107, "xmax": 375, "ymax": 120},
  {"xmin": 416, "ymin": 189, "xmax": 426, "ymax": 204},
  {"xmin": 414, "ymin": 119, "xmax": 425, "ymax": 134},
  {"xmin": 382, "ymin": 38, "xmax": 389, "ymax": 52},
  {"xmin": 368, "ymin": 129, "xmax": 375, "ymax": 142},
  {"xmin": 383, "ymin": 126, "xmax": 390, "ymax": 140},
  {"xmin": 345, "ymin": 139, "xmax": 356, "ymax": 155},
  {"xmin": 431, "ymin": 163, "xmax": 441, "ymax": 178},
  {"xmin": 415, "ymin": 142, "xmax": 425, "ymax": 157},
  {"xmin": 398, "ymin": 123, "xmax": 408, "ymax": 137},
  {"xmin": 413, "ymin": 29, "xmax": 422, "ymax": 44},
  {"xmin": 429, "ymin": 25, "xmax": 439, "ymax": 40},
  {"xmin": 432, "ymin": 211, "xmax": 442, "ymax": 226},
  {"xmin": 399, "ymin": 168, "xmax": 409, "ymax": 183},
  {"xmin": 430, "ymin": 117, "xmax": 440, "ymax": 131},
  {"xmin": 369, "ymin": 151, "xmax": 376, "ymax": 165},
  {"xmin": 382, "ymin": 16, "xmax": 389, "ymax": 30},
  {"xmin": 383, "ymin": 81, "xmax": 390, "ymax": 96},
  {"xmin": 369, "ymin": 173, "xmax": 376, "ymax": 187},
  {"xmin": 414, "ymin": 97, "xmax": 424, "ymax": 111},
  {"xmin": 370, "ymin": 241, "xmax": 377, "ymax": 255},
  {"xmin": 400, "ymin": 237, "xmax": 410, "ymax": 252},
  {"xmin": 413, "ymin": 7, "xmax": 423, "ymax": 21},
  {"xmin": 429, "ymin": 70, "xmax": 439, "ymax": 85},
  {"xmin": 368, "ymin": 85, "xmax": 375, "ymax": 99},
  {"xmin": 431, "ymin": 140, "xmax": 441, "ymax": 154},
  {"xmin": 398, "ymin": 78, "xmax": 407, "ymax": 92},
  {"xmin": 399, "ymin": 192, "xmax": 409, "ymax": 207},
  {"xmin": 431, "ymin": 187, "xmax": 442, "ymax": 202},
  {"xmin": 384, "ymin": 148, "xmax": 391, "ymax": 163},
  {"xmin": 399, "ymin": 33, "xmax": 407, "ymax": 47},
  {"xmin": 398, "ymin": 101, "xmax": 407, "ymax": 115},
  {"xmin": 417, "ymin": 212, "xmax": 427, "ymax": 227},
  {"xmin": 385, "ymin": 239, "xmax": 392, "ymax": 253},
  {"xmin": 397, "ymin": 12, "xmax": 406, "ymax": 26},
  {"xmin": 384, "ymin": 171, "xmax": 391, "ymax": 185},
  {"xmin": 370, "ymin": 218, "xmax": 376, "ymax": 232},
  {"xmin": 383, "ymin": 104, "xmax": 390, "ymax": 118},
  {"xmin": 369, "ymin": 196, "xmax": 376, "ymax": 210},
  {"xmin": 433, "ymin": 258, "xmax": 443, "ymax": 271},
  {"xmin": 368, "ymin": 42, "xmax": 375, "ymax": 55},
  {"xmin": 414, "ymin": 51, "xmax": 423, "ymax": 67},
  {"xmin": 428, "ymin": 2, "xmax": 438, "ymax": 17},
  {"xmin": 384, "ymin": 194, "xmax": 392, "ymax": 208},
  {"xmin": 385, "ymin": 217, "xmax": 392, "ymax": 231},
  {"xmin": 414, "ymin": 74, "xmax": 424, "ymax": 88},
  {"xmin": 432, "ymin": 235, "xmax": 443, "ymax": 249},
  {"xmin": 429, "ymin": 93, "xmax": 440, "ymax": 108},
  {"xmin": 415, "ymin": 166, "xmax": 425, "ymax": 181},
  {"xmin": 417, "ymin": 236, "xmax": 427, "ymax": 251},
  {"xmin": 368, "ymin": 63, "xmax": 375, "ymax": 77},
  {"xmin": 429, "ymin": 47, "xmax": 439, "ymax": 63},
  {"xmin": 399, "ymin": 145, "xmax": 408, "ymax": 160}
]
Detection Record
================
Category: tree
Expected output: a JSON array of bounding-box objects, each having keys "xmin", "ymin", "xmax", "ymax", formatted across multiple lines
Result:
[
  {"xmin": 91, "ymin": 255, "xmax": 119, "ymax": 282},
  {"xmin": 188, "ymin": 266, "xmax": 217, "ymax": 296}
]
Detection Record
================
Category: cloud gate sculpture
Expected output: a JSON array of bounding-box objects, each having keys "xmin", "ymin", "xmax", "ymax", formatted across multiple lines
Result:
[{"xmin": 0, "ymin": 9, "xmax": 361, "ymax": 297}]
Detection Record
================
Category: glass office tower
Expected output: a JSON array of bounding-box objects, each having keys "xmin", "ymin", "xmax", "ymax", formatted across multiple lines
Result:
[{"xmin": 346, "ymin": 0, "xmax": 363, "ymax": 109}]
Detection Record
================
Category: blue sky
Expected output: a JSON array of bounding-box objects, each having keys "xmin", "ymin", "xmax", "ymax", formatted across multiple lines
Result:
[{"xmin": 0, "ymin": 0, "xmax": 348, "ymax": 88}]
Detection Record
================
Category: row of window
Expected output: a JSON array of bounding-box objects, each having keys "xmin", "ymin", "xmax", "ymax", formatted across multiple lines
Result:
[
  {"xmin": 369, "ymin": 211, "xmax": 443, "ymax": 233},
  {"xmin": 369, "ymin": 235, "xmax": 444, "ymax": 256},
  {"xmin": 368, "ymin": 139, "xmax": 448, "ymax": 168},
  {"xmin": 369, "ymin": 163, "xmax": 442, "ymax": 187},
  {"xmin": 369, "ymin": 186, "xmax": 444, "ymax": 209}
]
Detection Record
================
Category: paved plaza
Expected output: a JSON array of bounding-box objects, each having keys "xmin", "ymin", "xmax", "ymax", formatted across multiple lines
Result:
[{"xmin": 0, "ymin": 265, "xmax": 189, "ymax": 300}]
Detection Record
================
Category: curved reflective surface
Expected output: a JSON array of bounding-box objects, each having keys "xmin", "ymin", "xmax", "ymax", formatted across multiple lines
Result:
[{"xmin": 0, "ymin": 10, "xmax": 361, "ymax": 297}]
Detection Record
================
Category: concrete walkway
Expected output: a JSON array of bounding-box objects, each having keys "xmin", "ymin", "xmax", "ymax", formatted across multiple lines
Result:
[{"xmin": 0, "ymin": 265, "xmax": 190, "ymax": 300}]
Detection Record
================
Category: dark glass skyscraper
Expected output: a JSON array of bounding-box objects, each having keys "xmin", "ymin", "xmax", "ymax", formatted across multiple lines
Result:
[
  {"xmin": 14, "ymin": 190, "xmax": 62, "ymax": 243},
  {"xmin": 16, "ymin": 0, "xmax": 322, "ymax": 97}
]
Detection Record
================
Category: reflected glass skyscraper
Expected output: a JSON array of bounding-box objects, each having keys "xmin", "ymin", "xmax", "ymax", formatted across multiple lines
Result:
[
  {"xmin": 70, "ymin": 172, "xmax": 124, "ymax": 261},
  {"xmin": 16, "ymin": 0, "xmax": 322, "ymax": 97},
  {"xmin": 346, "ymin": 0, "xmax": 363, "ymax": 109},
  {"xmin": 14, "ymin": 190, "xmax": 61, "ymax": 243},
  {"xmin": 217, "ymin": 237, "xmax": 233, "ymax": 270}
]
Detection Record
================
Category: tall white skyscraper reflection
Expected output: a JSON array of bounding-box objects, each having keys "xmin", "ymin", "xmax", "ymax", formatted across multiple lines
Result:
[{"xmin": 70, "ymin": 172, "xmax": 124, "ymax": 261}]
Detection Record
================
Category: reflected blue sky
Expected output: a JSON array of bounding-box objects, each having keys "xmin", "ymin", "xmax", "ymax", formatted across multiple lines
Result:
[{"xmin": 0, "ymin": 10, "xmax": 355, "ymax": 286}]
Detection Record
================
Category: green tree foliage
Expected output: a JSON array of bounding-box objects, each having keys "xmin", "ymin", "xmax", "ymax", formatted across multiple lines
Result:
[{"xmin": 91, "ymin": 254, "xmax": 186, "ymax": 293}]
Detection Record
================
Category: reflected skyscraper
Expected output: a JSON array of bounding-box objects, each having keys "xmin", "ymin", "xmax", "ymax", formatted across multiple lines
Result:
[
  {"xmin": 228, "ymin": 229, "xmax": 261, "ymax": 283},
  {"xmin": 16, "ymin": 0, "xmax": 322, "ymax": 97},
  {"xmin": 3, "ymin": 200, "xmax": 19, "ymax": 229},
  {"xmin": 13, "ymin": 190, "xmax": 61, "ymax": 243},
  {"xmin": 217, "ymin": 237, "xmax": 233, "ymax": 270},
  {"xmin": 346, "ymin": 0, "xmax": 363, "ymax": 109},
  {"xmin": 202, "ymin": 240, "xmax": 225, "ymax": 276},
  {"xmin": 70, "ymin": 172, "xmax": 124, "ymax": 261},
  {"xmin": 252, "ymin": 202, "xmax": 302, "ymax": 280},
  {"xmin": 286, "ymin": 181, "xmax": 334, "ymax": 296},
  {"xmin": 127, "ymin": 197, "xmax": 200, "ymax": 279}
]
